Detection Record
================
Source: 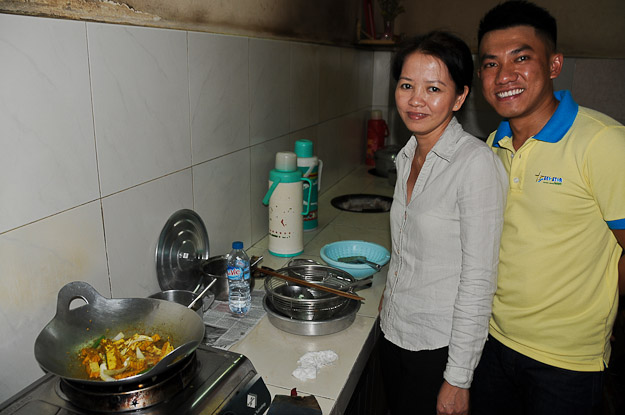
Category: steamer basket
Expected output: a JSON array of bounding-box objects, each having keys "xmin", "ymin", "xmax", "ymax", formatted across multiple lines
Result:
[{"xmin": 264, "ymin": 263, "xmax": 356, "ymax": 321}]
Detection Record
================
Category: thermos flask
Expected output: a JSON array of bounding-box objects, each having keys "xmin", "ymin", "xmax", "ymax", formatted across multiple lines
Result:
[
  {"xmin": 294, "ymin": 139, "xmax": 323, "ymax": 231},
  {"xmin": 262, "ymin": 152, "xmax": 313, "ymax": 257}
]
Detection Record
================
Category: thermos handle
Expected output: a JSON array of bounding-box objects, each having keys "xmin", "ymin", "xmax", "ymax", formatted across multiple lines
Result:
[
  {"xmin": 301, "ymin": 177, "xmax": 313, "ymax": 216},
  {"xmin": 262, "ymin": 178, "xmax": 281, "ymax": 206}
]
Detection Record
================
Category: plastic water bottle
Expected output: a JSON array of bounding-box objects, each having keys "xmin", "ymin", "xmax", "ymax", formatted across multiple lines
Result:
[{"xmin": 226, "ymin": 241, "xmax": 251, "ymax": 315}]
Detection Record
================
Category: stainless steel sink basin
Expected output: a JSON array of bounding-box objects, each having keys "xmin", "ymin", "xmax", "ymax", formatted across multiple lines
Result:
[{"xmin": 330, "ymin": 194, "xmax": 392, "ymax": 213}]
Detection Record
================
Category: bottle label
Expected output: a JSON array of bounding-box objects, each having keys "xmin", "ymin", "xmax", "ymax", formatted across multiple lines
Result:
[
  {"xmin": 227, "ymin": 266, "xmax": 243, "ymax": 281},
  {"xmin": 227, "ymin": 263, "xmax": 250, "ymax": 281}
]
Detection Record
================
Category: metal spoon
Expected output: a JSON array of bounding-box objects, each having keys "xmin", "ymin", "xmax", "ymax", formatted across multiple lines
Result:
[
  {"xmin": 150, "ymin": 281, "xmax": 217, "ymax": 378},
  {"xmin": 342, "ymin": 275, "xmax": 374, "ymax": 291},
  {"xmin": 154, "ymin": 340, "xmax": 198, "ymax": 370},
  {"xmin": 188, "ymin": 278, "xmax": 216, "ymax": 310},
  {"xmin": 337, "ymin": 255, "xmax": 382, "ymax": 271}
]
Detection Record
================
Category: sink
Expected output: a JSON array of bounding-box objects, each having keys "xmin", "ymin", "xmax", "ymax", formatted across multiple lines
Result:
[{"xmin": 331, "ymin": 194, "xmax": 392, "ymax": 213}]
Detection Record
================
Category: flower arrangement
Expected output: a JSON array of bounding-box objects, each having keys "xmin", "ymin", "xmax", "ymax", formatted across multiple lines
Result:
[{"xmin": 377, "ymin": 0, "xmax": 405, "ymax": 22}]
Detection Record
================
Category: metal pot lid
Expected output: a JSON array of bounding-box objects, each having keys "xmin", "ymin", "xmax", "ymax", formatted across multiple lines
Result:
[{"xmin": 156, "ymin": 209, "xmax": 209, "ymax": 292}]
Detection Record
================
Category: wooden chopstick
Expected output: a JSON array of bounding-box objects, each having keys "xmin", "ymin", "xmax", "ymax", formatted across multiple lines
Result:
[{"xmin": 259, "ymin": 267, "xmax": 365, "ymax": 301}]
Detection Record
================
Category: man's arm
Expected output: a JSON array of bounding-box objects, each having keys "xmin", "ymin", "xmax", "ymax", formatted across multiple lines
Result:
[{"xmin": 613, "ymin": 229, "xmax": 625, "ymax": 295}]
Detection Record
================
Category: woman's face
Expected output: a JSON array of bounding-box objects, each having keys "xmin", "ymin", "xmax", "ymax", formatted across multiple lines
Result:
[{"xmin": 395, "ymin": 52, "xmax": 468, "ymax": 141}]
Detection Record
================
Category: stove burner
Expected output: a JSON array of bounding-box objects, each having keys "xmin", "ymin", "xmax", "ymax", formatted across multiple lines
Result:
[
  {"xmin": 1, "ymin": 345, "xmax": 271, "ymax": 415},
  {"xmin": 57, "ymin": 353, "xmax": 198, "ymax": 412}
]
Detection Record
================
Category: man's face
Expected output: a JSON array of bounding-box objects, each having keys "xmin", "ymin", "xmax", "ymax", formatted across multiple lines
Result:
[{"xmin": 478, "ymin": 26, "xmax": 562, "ymax": 123}]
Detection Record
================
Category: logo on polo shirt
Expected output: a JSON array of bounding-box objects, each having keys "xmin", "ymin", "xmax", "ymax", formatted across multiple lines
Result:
[{"xmin": 535, "ymin": 171, "xmax": 563, "ymax": 185}]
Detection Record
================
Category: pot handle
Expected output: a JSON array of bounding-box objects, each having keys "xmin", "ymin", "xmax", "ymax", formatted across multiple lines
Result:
[
  {"xmin": 55, "ymin": 281, "xmax": 106, "ymax": 318},
  {"xmin": 199, "ymin": 255, "xmax": 263, "ymax": 282}
]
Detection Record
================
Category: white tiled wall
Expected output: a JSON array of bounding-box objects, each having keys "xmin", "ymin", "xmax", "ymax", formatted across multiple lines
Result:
[
  {"xmin": 0, "ymin": 13, "xmax": 374, "ymax": 400},
  {"xmin": 0, "ymin": 16, "xmax": 99, "ymax": 235},
  {"xmin": 89, "ymin": 23, "xmax": 192, "ymax": 197},
  {"xmin": 189, "ymin": 33, "xmax": 250, "ymax": 164}
]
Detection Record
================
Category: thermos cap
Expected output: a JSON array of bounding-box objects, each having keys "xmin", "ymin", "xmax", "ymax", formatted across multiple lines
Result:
[
  {"xmin": 275, "ymin": 151, "xmax": 297, "ymax": 172},
  {"xmin": 371, "ymin": 110, "xmax": 383, "ymax": 120},
  {"xmin": 294, "ymin": 139, "xmax": 314, "ymax": 158}
]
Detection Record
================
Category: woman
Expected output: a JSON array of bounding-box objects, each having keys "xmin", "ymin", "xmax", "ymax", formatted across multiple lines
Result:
[{"xmin": 379, "ymin": 31, "xmax": 507, "ymax": 415}]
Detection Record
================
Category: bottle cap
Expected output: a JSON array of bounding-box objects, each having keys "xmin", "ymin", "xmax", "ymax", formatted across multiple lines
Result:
[
  {"xmin": 275, "ymin": 151, "xmax": 297, "ymax": 172},
  {"xmin": 371, "ymin": 110, "xmax": 383, "ymax": 120},
  {"xmin": 294, "ymin": 139, "xmax": 314, "ymax": 158},
  {"xmin": 232, "ymin": 241, "xmax": 243, "ymax": 249}
]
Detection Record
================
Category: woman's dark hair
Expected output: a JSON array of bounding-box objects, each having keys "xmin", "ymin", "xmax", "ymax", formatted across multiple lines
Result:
[
  {"xmin": 477, "ymin": 1, "xmax": 557, "ymax": 52},
  {"xmin": 391, "ymin": 31, "xmax": 473, "ymax": 97}
]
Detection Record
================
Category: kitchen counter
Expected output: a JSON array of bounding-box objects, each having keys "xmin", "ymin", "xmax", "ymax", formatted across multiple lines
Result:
[{"xmin": 233, "ymin": 165, "xmax": 393, "ymax": 414}]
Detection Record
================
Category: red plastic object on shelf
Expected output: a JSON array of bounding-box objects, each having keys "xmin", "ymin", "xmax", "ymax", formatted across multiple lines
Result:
[{"xmin": 365, "ymin": 110, "xmax": 389, "ymax": 166}]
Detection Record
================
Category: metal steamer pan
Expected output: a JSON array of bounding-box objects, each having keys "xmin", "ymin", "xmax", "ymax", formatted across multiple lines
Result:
[
  {"xmin": 263, "ymin": 295, "xmax": 360, "ymax": 336},
  {"xmin": 264, "ymin": 263, "xmax": 356, "ymax": 321},
  {"xmin": 263, "ymin": 263, "xmax": 361, "ymax": 335},
  {"xmin": 34, "ymin": 281, "xmax": 205, "ymax": 386}
]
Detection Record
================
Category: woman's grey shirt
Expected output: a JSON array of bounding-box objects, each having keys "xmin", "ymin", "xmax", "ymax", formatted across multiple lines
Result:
[{"xmin": 380, "ymin": 117, "xmax": 508, "ymax": 388}]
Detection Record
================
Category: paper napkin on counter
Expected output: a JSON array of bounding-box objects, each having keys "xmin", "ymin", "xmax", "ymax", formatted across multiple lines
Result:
[{"xmin": 292, "ymin": 350, "xmax": 338, "ymax": 381}]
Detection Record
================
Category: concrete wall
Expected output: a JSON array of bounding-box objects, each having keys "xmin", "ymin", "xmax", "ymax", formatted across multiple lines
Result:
[
  {"xmin": 395, "ymin": 0, "xmax": 625, "ymax": 58},
  {"xmin": 0, "ymin": 0, "xmax": 361, "ymax": 45},
  {"xmin": 3, "ymin": 0, "xmax": 624, "ymax": 57}
]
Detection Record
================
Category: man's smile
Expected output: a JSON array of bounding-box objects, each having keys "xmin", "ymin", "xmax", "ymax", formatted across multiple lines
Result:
[{"xmin": 496, "ymin": 88, "xmax": 525, "ymax": 99}]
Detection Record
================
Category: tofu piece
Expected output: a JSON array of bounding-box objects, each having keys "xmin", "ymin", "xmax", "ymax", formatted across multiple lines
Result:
[
  {"xmin": 129, "ymin": 358, "xmax": 147, "ymax": 371},
  {"xmin": 106, "ymin": 348, "xmax": 117, "ymax": 370},
  {"xmin": 86, "ymin": 361, "xmax": 100, "ymax": 378}
]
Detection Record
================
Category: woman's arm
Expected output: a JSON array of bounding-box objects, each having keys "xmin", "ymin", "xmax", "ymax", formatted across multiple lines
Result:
[{"xmin": 442, "ymin": 148, "xmax": 507, "ymax": 390}]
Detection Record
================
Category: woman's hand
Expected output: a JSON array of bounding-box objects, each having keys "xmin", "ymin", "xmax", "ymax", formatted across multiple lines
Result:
[
  {"xmin": 378, "ymin": 288, "xmax": 385, "ymax": 312},
  {"xmin": 436, "ymin": 381, "xmax": 469, "ymax": 415}
]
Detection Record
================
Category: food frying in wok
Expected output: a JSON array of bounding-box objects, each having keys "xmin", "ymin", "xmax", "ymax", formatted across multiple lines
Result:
[{"xmin": 79, "ymin": 332, "xmax": 174, "ymax": 381}]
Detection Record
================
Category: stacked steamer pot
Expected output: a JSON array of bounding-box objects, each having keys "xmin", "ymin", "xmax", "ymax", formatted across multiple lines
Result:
[{"xmin": 262, "ymin": 261, "xmax": 363, "ymax": 336}]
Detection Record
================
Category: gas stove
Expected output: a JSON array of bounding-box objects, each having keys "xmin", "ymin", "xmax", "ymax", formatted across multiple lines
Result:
[{"xmin": 0, "ymin": 344, "xmax": 270, "ymax": 415}]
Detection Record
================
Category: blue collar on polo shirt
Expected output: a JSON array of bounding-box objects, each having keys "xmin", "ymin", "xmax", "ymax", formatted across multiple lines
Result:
[{"xmin": 492, "ymin": 90, "xmax": 579, "ymax": 148}]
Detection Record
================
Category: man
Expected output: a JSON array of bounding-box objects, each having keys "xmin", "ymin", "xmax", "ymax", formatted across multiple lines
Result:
[{"xmin": 470, "ymin": 1, "xmax": 625, "ymax": 414}]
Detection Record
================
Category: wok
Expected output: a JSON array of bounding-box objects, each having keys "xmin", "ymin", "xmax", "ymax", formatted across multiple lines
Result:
[{"xmin": 34, "ymin": 281, "xmax": 205, "ymax": 386}]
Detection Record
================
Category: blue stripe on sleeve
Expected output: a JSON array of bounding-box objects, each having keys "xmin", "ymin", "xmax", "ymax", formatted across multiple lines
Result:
[{"xmin": 607, "ymin": 218, "xmax": 625, "ymax": 230}]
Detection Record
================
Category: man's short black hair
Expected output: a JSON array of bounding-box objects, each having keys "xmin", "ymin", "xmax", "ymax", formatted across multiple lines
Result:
[{"xmin": 478, "ymin": 1, "xmax": 557, "ymax": 52}]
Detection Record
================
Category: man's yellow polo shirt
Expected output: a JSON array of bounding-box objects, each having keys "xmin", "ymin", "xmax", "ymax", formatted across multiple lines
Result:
[{"xmin": 486, "ymin": 90, "xmax": 625, "ymax": 371}]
